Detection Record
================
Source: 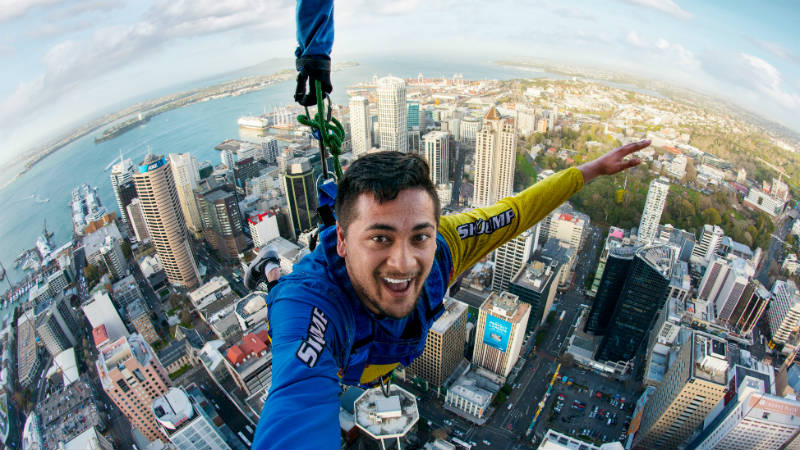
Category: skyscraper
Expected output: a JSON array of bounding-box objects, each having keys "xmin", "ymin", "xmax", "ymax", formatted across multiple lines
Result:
[
  {"xmin": 96, "ymin": 334, "xmax": 171, "ymax": 442},
  {"xmin": 472, "ymin": 107, "xmax": 516, "ymax": 207},
  {"xmin": 686, "ymin": 373, "xmax": 800, "ymax": 450},
  {"xmin": 349, "ymin": 96, "xmax": 372, "ymax": 158},
  {"xmin": 407, "ymin": 101, "xmax": 420, "ymax": 130},
  {"xmin": 638, "ymin": 177, "xmax": 670, "ymax": 244},
  {"xmin": 169, "ymin": 153, "xmax": 203, "ymax": 237},
  {"xmin": 492, "ymin": 229, "xmax": 534, "ymax": 292},
  {"xmin": 692, "ymin": 224, "xmax": 725, "ymax": 263},
  {"xmin": 472, "ymin": 291, "xmax": 530, "ymax": 377},
  {"xmin": 585, "ymin": 245, "xmax": 636, "ymax": 334},
  {"xmin": 768, "ymin": 280, "xmax": 800, "ymax": 347},
  {"xmin": 596, "ymin": 245, "xmax": 673, "ymax": 363},
  {"xmin": 377, "ymin": 76, "xmax": 408, "ymax": 152},
  {"xmin": 508, "ymin": 259, "xmax": 559, "ymax": 330},
  {"xmin": 283, "ymin": 157, "xmax": 318, "ymax": 235},
  {"xmin": 422, "ymin": 131, "xmax": 449, "ymax": 186},
  {"xmin": 726, "ymin": 280, "xmax": 769, "ymax": 337},
  {"xmin": 406, "ymin": 298, "xmax": 467, "ymax": 386},
  {"xmin": 110, "ymin": 158, "xmax": 135, "ymax": 228},
  {"xmin": 194, "ymin": 184, "xmax": 246, "ymax": 261},
  {"xmin": 126, "ymin": 198, "xmax": 151, "ymax": 243},
  {"xmin": 152, "ymin": 386, "xmax": 231, "ymax": 450},
  {"xmin": 133, "ymin": 154, "xmax": 199, "ymax": 289},
  {"xmin": 35, "ymin": 295, "xmax": 80, "ymax": 357},
  {"xmin": 633, "ymin": 331, "xmax": 729, "ymax": 450}
]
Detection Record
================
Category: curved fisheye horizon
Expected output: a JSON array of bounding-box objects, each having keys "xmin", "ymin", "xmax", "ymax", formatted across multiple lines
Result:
[{"xmin": 1, "ymin": 0, "xmax": 799, "ymax": 168}]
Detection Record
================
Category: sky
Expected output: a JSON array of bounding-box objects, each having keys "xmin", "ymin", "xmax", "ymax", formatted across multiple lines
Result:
[{"xmin": 1, "ymin": 0, "xmax": 799, "ymax": 165}]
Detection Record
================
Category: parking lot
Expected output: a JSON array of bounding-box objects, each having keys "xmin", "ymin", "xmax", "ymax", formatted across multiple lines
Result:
[{"xmin": 541, "ymin": 373, "xmax": 634, "ymax": 446}]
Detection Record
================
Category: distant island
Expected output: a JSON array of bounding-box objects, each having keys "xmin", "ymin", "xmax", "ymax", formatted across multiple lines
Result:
[{"xmin": 3, "ymin": 61, "xmax": 358, "ymax": 190}]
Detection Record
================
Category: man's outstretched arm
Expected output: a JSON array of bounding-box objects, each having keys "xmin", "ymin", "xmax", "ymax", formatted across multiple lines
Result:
[
  {"xmin": 439, "ymin": 140, "xmax": 650, "ymax": 280},
  {"xmin": 251, "ymin": 300, "xmax": 341, "ymax": 450}
]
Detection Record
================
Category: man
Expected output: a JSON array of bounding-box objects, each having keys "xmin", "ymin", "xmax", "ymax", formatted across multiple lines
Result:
[{"xmin": 251, "ymin": 141, "xmax": 650, "ymax": 449}]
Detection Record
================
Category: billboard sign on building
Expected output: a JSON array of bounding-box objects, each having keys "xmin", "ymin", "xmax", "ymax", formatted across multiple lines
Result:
[{"xmin": 483, "ymin": 315, "xmax": 511, "ymax": 350}]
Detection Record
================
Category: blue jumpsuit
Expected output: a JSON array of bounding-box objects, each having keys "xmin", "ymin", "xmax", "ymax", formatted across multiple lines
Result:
[{"xmin": 250, "ymin": 167, "xmax": 586, "ymax": 449}]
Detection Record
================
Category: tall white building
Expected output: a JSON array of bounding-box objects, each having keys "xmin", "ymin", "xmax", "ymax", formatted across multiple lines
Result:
[
  {"xmin": 169, "ymin": 153, "xmax": 202, "ymax": 237},
  {"xmin": 492, "ymin": 229, "xmax": 535, "ymax": 292},
  {"xmin": 472, "ymin": 107, "xmax": 517, "ymax": 207},
  {"xmin": 638, "ymin": 177, "xmax": 670, "ymax": 244},
  {"xmin": 472, "ymin": 291, "xmax": 530, "ymax": 377},
  {"xmin": 688, "ymin": 375, "xmax": 800, "ymax": 450},
  {"xmin": 152, "ymin": 387, "xmax": 231, "ymax": 450},
  {"xmin": 110, "ymin": 158, "xmax": 135, "ymax": 228},
  {"xmin": 82, "ymin": 292, "xmax": 128, "ymax": 345},
  {"xmin": 349, "ymin": 96, "xmax": 372, "ymax": 158},
  {"xmin": 768, "ymin": 280, "xmax": 800, "ymax": 347},
  {"xmin": 221, "ymin": 149, "xmax": 235, "ymax": 170},
  {"xmin": 692, "ymin": 224, "xmax": 726, "ymax": 263},
  {"xmin": 377, "ymin": 76, "xmax": 407, "ymax": 152},
  {"xmin": 422, "ymin": 131, "xmax": 449, "ymax": 185}
]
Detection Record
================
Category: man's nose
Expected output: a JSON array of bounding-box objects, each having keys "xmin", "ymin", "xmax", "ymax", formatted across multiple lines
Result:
[{"xmin": 386, "ymin": 241, "xmax": 415, "ymax": 273}]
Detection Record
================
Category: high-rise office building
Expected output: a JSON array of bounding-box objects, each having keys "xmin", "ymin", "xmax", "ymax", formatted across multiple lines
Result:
[
  {"xmin": 508, "ymin": 259, "xmax": 559, "ymax": 330},
  {"xmin": 713, "ymin": 258, "xmax": 755, "ymax": 324},
  {"xmin": 152, "ymin": 386, "xmax": 231, "ymax": 450},
  {"xmin": 110, "ymin": 158, "xmax": 135, "ymax": 228},
  {"xmin": 169, "ymin": 153, "xmax": 203, "ymax": 237},
  {"xmin": 96, "ymin": 334, "xmax": 171, "ymax": 442},
  {"xmin": 221, "ymin": 149, "xmax": 235, "ymax": 170},
  {"xmin": 596, "ymin": 246, "xmax": 673, "ymax": 363},
  {"xmin": 692, "ymin": 224, "xmax": 725, "ymax": 263},
  {"xmin": 407, "ymin": 101, "xmax": 420, "ymax": 130},
  {"xmin": 726, "ymin": 280, "xmax": 769, "ymax": 337},
  {"xmin": 127, "ymin": 298, "xmax": 159, "ymax": 344},
  {"xmin": 83, "ymin": 292, "xmax": 128, "ymax": 344},
  {"xmin": 349, "ymin": 96, "xmax": 372, "ymax": 158},
  {"xmin": 133, "ymin": 154, "xmax": 199, "ymax": 289},
  {"xmin": 585, "ymin": 245, "xmax": 637, "ymax": 334},
  {"xmin": 633, "ymin": 332, "xmax": 729, "ymax": 450},
  {"xmin": 545, "ymin": 211, "xmax": 588, "ymax": 250},
  {"xmin": 459, "ymin": 117, "xmax": 480, "ymax": 144},
  {"xmin": 492, "ymin": 229, "xmax": 535, "ymax": 293},
  {"xmin": 768, "ymin": 280, "xmax": 800, "ymax": 347},
  {"xmin": 686, "ymin": 374, "xmax": 800, "ymax": 450},
  {"xmin": 377, "ymin": 76, "xmax": 408, "ymax": 152},
  {"xmin": 283, "ymin": 158, "xmax": 318, "ymax": 235},
  {"xmin": 472, "ymin": 291, "xmax": 530, "ymax": 377},
  {"xmin": 472, "ymin": 107, "xmax": 516, "ymax": 207},
  {"xmin": 35, "ymin": 295, "xmax": 80, "ymax": 357},
  {"xmin": 406, "ymin": 298, "xmax": 467, "ymax": 386},
  {"xmin": 195, "ymin": 184, "xmax": 246, "ymax": 261},
  {"xmin": 638, "ymin": 177, "xmax": 670, "ymax": 244},
  {"xmin": 126, "ymin": 198, "xmax": 151, "ymax": 243},
  {"xmin": 422, "ymin": 131, "xmax": 449, "ymax": 186}
]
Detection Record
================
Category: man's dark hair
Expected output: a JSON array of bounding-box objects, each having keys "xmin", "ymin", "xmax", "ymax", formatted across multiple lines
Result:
[{"xmin": 335, "ymin": 151, "xmax": 441, "ymax": 233}]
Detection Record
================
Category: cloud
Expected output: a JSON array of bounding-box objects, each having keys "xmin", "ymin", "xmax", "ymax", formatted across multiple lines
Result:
[
  {"xmin": 747, "ymin": 36, "xmax": 800, "ymax": 65},
  {"xmin": 0, "ymin": 0, "xmax": 65, "ymax": 22},
  {"xmin": 701, "ymin": 50, "xmax": 800, "ymax": 110},
  {"xmin": 626, "ymin": 30, "xmax": 648, "ymax": 48},
  {"xmin": 552, "ymin": 7, "xmax": 593, "ymax": 21},
  {"xmin": 0, "ymin": 0, "xmax": 294, "ymax": 127},
  {"xmin": 621, "ymin": 0, "xmax": 693, "ymax": 20}
]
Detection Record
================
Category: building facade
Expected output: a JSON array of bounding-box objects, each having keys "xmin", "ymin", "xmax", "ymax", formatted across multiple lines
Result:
[
  {"xmin": 349, "ymin": 96, "xmax": 372, "ymax": 158},
  {"xmin": 638, "ymin": 177, "xmax": 670, "ymax": 244},
  {"xmin": 492, "ymin": 229, "xmax": 535, "ymax": 293},
  {"xmin": 768, "ymin": 280, "xmax": 800, "ymax": 347},
  {"xmin": 377, "ymin": 76, "xmax": 408, "ymax": 152},
  {"xmin": 96, "ymin": 334, "xmax": 171, "ymax": 442},
  {"xmin": 472, "ymin": 291, "xmax": 530, "ymax": 377},
  {"xmin": 472, "ymin": 107, "xmax": 516, "ymax": 207},
  {"xmin": 169, "ymin": 153, "xmax": 203, "ymax": 237},
  {"xmin": 133, "ymin": 154, "xmax": 199, "ymax": 288},
  {"xmin": 422, "ymin": 131, "xmax": 450, "ymax": 186},
  {"xmin": 406, "ymin": 298, "xmax": 467, "ymax": 386}
]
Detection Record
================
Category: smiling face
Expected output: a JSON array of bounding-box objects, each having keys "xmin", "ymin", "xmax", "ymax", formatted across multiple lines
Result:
[{"xmin": 336, "ymin": 188, "xmax": 438, "ymax": 319}]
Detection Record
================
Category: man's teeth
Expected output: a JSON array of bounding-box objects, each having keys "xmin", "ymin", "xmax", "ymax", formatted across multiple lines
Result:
[{"xmin": 384, "ymin": 277, "xmax": 411, "ymax": 284}]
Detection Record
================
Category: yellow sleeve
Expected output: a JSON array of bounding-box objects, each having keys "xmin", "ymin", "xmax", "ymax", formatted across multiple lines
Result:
[{"xmin": 439, "ymin": 167, "xmax": 584, "ymax": 282}]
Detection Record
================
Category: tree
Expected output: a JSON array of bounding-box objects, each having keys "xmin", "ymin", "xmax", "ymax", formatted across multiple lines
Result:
[{"xmin": 702, "ymin": 208, "xmax": 722, "ymax": 226}]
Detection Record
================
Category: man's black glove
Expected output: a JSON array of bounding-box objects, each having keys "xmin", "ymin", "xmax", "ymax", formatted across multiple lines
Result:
[{"xmin": 295, "ymin": 56, "xmax": 332, "ymax": 107}]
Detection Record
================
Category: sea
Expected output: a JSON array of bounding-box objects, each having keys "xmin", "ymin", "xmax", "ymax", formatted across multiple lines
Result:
[{"xmin": 0, "ymin": 54, "xmax": 658, "ymax": 318}]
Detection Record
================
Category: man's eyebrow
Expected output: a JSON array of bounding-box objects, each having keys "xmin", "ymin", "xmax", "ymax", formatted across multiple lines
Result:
[{"xmin": 365, "ymin": 222, "xmax": 435, "ymax": 232}]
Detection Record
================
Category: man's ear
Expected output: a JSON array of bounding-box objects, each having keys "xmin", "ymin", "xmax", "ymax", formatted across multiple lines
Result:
[{"xmin": 336, "ymin": 223, "xmax": 346, "ymax": 258}]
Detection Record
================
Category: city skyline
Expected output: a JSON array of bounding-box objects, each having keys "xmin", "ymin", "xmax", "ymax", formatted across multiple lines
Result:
[{"xmin": 1, "ymin": 0, "xmax": 799, "ymax": 167}]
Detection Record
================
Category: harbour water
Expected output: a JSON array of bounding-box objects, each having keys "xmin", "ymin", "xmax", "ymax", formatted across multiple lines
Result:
[{"xmin": 0, "ymin": 54, "xmax": 656, "ymax": 310}]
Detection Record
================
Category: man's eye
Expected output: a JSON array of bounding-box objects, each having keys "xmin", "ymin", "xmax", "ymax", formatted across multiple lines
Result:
[
  {"xmin": 371, "ymin": 235, "xmax": 389, "ymax": 243},
  {"xmin": 414, "ymin": 234, "xmax": 430, "ymax": 242}
]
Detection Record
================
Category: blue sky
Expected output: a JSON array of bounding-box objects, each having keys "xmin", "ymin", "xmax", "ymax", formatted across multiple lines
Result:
[{"xmin": 1, "ymin": 0, "xmax": 799, "ymax": 164}]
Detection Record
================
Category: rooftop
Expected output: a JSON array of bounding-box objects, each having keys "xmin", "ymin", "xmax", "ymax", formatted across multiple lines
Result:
[
  {"xmin": 692, "ymin": 332, "xmax": 728, "ymax": 384},
  {"xmin": 354, "ymin": 385, "xmax": 418, "ymax": 439},
  {"xmin": 235, "ymin": 293, "xmax": 268, "ymax": 319},
  {"xmin": 431, "ymin": 298, "xmax": 468, "ymax": 334},
  {"xmin": 511, "ymin": 260, "xmax": 556, "ymax": 293},
  {"xmin": 638, "ymin": 245, "xmax": 674, "ymax": 279},
  {"xmin": 152, "ymin": 388, "xmax": 194, "ymax": 433}
]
